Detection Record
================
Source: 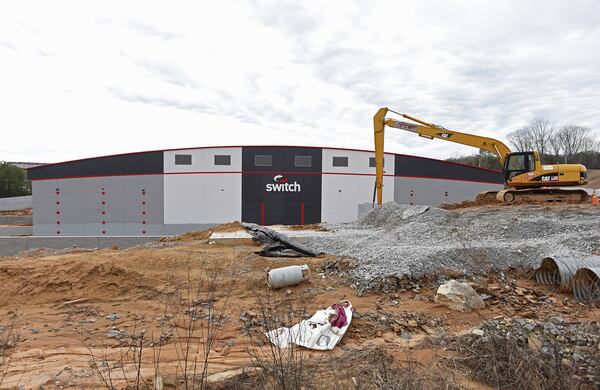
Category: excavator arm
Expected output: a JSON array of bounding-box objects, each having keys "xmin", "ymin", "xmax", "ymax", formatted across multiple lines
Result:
[{"xmin": 374, "ymin": 107, "xmax": 512, "ymax": 206}]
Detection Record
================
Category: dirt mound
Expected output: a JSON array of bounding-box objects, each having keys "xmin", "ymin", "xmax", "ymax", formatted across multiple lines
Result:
[
  {"xmin": 285, "ymin": 223, "xmax": 331, "ymax": 231},
  {"xmin": 0, "ymin": 208, "xmax": 32, "ymax": 216},
  {"xmin": 439, "ymin": 192, "xmax": 500, "ymax": 210},
  {"xmin": 0, "ymin": 256, "xmax": 161, "ymax": 306},
  {"xmin": 18, "ymin": 247, "xmax": 97, "ymax": 258},
  {"xmin": 586, "ymin": 169, "xmax": 600, "ymax": 189},
  {"xmin": 165, "ymin": 221, "xmax": 245, "ymax": 242}
]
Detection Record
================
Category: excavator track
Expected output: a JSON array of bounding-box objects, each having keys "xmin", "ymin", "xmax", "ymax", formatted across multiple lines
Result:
[{"xmin": 496, "ymin": 188, "xmax": 590, "ymax": 204}]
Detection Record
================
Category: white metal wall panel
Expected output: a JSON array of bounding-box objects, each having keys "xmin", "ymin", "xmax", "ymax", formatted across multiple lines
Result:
[
  {"xmin": 163, "ymin": 147, "xmax": 242, "ymax": 224},
  {"xmin": 163, "ymin": 173, "xmax": 242, "ymax": 224},
  {"xmin": 164, "ymin": 147, "xmax": 242, "ymax": 173},
  {"xmin": 321, "ymin": 149, "xmax": 395, "ymax": 223}
]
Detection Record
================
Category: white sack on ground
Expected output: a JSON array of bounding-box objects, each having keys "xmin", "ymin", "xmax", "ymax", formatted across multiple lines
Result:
[{"xmin": 266, "ymin": 300, "xmax": 353, "ymax": 350}]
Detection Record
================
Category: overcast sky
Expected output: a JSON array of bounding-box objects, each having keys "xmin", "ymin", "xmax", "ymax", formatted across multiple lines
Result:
[{"xmin": 1, "ymin": 1, "xmax": 599, "ymax": 163}]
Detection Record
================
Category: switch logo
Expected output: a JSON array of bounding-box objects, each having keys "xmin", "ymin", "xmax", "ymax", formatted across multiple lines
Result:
[{"xmin": 266, "ymin": 175, "xmax": 301, "ymax": 192}]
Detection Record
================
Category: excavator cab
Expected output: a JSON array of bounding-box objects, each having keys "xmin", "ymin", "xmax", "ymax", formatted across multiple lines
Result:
[{"xmin": 504, "ymin": 152, "xmax": 536, "ymax": 181}]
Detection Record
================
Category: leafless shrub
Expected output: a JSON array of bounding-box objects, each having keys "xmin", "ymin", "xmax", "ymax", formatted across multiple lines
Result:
[
  {"xmin": 445, "ymin": 331, "xmax": 580, "ymax": 390},
  {"xmin": 86, "ymin": 253, "xmax": 231, "ymax": 389},
  {"xmin": 240, "ymin": 291, "xmax": 316, "ymax": 390},
  {"xmin": 236, "ymin": 295, "xmax": 457, "ymax": 390},
  {"xmin": 339, "ymin": 347, "xmax": 459, "ymax": 390},
  {"xmin": 86, "ymin": 321, "xmax": 151, "ymax": 389},
  {"xmin": 166, "ymin": 260, "xmax": 231, "ymax": 389},
  {"xmin": 0, "ymin": 313, "xmax": 19, "ymax": 387}
]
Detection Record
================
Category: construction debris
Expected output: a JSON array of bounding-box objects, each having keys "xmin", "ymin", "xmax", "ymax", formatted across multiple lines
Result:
[
  {"xmin": 265, "ymin": 300, "xmax": 353, "ymax": 350},
  {"xmin": 434, "ymin": 280, "xmax": 485, "ymax": 312},
  {"xmin": 243, "ymin": 222, "xmax": 322, "ymax": 257}
]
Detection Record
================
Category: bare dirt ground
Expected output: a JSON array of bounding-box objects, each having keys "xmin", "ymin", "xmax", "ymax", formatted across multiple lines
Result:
[
  {"xmin": 0, "ymin": 208, "xmax": 32, "ymax": 216},
  {"xmin": 0, "ymin": 218, "xmax": 599, "ymax": 389},
  {"xmin": 587, "ymin": 169, "xmax": 600, "ymax": 189}
]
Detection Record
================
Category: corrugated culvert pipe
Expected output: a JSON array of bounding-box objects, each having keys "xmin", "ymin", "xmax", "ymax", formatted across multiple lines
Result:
[
  {"xmin": 534, "ymin": 255, "xmax": 600, "ymax": 292},
  {"xmin": 572, "ymin": 268, "xmax": 600, "ymax": 301}
]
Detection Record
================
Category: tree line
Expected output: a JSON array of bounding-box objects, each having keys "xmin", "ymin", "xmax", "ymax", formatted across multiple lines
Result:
[
  {"xmin": 0, "ymin": 162, "xmax": 32, "ymax": 198},
  {"xmin": 447, "ymin": 117, "xmax": 600, "ymax": 170}
]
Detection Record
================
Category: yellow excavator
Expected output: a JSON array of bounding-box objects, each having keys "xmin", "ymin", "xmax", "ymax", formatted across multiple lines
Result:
[{"xmin": 374, "ymin": 107, "xmax": 589, "ymax": 205}]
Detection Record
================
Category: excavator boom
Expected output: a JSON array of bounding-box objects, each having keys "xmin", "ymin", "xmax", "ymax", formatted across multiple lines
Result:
[{"xmin": 374, "ymin": 107, "xmax": 511, "ymax": 206}]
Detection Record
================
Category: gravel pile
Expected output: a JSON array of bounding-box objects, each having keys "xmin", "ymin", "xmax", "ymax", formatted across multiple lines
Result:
[{"xmin": 306, "ymin": 203, "xmax": 600, "ymax": 292}]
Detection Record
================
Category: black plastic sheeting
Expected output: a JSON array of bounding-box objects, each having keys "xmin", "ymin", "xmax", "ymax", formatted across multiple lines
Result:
[{"xmin": 242, "ymin": 222, "xmax": 322, "ymax": 257}]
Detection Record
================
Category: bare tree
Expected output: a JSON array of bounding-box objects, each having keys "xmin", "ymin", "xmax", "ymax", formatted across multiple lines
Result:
[
  {"xmin": 553, "ymin": 125, "xmax": 598, "ymax": 163},
  {"xmin": 508, "ymin": 117, "xmax": 555, "ymax": 157},
  {"xmin": 528, "ymin": 117, "xmax": 555, "ymax": 156},
  {"xmin": 507, "ymin": 127, "xmax": 533, "ymax": 152}
]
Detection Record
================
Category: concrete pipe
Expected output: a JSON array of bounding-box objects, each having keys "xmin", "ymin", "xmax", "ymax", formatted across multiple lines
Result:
[
  {"xmin": 572, "ymin": 267, "xmax": 600, "ymax": 301},
  {"xmin": 267, "ymin": 264, "xmax": 310, "ymax": 289},
  {"xmin": 534, "ymin": 255, "xmax": 600, "ymax": 292}
]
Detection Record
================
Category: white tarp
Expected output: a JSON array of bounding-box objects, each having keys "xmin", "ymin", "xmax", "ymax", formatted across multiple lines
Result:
[{"xmin": 265, "ymin": 301, "xmax": 353, "ymax": 350}]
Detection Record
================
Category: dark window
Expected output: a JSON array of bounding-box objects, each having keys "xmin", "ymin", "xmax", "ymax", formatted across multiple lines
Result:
[
  {"xmin": 369, "ymin": 157, "xmax": 384, "ymax": 167},
  {"xmin": 505, "ymin": 152, "xmax": 535, "ymax": 180},
  {"xmin": 332, "ymin": 156, "xmax": 348, "ymax": 167},
  {"xmin": 214, "ymin": 155, "xmax": 231, "ymax": 166},
  {"xmin": 295, "ymin": 155, "xmax": 312, "ymax": 168},
  {"xmin": 175, "ymin": 154, "xmax": 192, "ymax": 165},
  {"xmin": 254, "ymin": 155, "xmax": 272, "ymax": 167}
]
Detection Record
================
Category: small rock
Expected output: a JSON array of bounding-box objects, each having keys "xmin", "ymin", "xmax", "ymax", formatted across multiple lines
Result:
[
  {"xmin": 106, "ymin": 330, "xmax": 123, "ymax": 338},
  {"xmin": 400, "ymin": 331, "xmax": 412, "ymax": 340},
  {"xmin": 106, "ymin": 313, "xmax": 120, "ymax": 321}
]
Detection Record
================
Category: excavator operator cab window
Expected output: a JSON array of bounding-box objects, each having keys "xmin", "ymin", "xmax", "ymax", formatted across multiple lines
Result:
[{"xmin": 505, "ymin": 152, "xmax": 535, "ymax": 180}]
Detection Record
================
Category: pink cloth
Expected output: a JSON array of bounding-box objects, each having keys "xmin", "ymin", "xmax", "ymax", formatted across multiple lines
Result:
[{"xmin": 329, "ymin": 304, "xmax": 348, "ymax": 328}]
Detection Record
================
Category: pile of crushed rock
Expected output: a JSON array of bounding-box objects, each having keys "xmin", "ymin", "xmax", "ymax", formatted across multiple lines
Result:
[{"xmin": 305, "ymin": 203, "xmax": 600, "ymax": 293}]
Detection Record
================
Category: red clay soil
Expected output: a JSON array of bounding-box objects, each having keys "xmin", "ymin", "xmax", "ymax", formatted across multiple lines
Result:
[{"xmin": 0, "ymin": 226, "xmax": 598, "ymax": 388}]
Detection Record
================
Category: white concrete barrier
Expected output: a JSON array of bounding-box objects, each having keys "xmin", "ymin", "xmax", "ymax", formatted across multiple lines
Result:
[{"xmin": 0, "ymin": 196, "xmax": 32, "ymax": 211}]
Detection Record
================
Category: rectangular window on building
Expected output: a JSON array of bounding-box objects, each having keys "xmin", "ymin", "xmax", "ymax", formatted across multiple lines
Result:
[
  {"xmin": 175, "ymin": 154, "xmax": 192, "ymax": 165},
  {"xmin": 294, "ymin": 155, "xmax": 312, "ymax": 168},
  {"xmin": 332, "ymin": 156, "xmax": 348, "ymax": 167},
  {"xmin": 369, "ymin": 157, "xmax": 384, "ymax": 167},
  {"xmin": 214, "ymin": 155, "xmax": 231, "ymax": 166},
  {"xmin": 254, "ymin": 155, "xmax": 272, "ymax": 167}
]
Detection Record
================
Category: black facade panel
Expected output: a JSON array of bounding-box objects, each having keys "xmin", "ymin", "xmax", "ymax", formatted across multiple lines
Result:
[
  {"xmin": 394, "ymin": 155, "xmax": 504, "ymax": 183},
  {"xmin": 242, "ymin": 147, "xmax": 322, "ymax": 225},
  {"xmin": 242, "ymin": 146, "xmax": 322, "ymax": 172},
  {"xmin": 27, "ymin": 151, "xmax": 164, "ymax": 180}
]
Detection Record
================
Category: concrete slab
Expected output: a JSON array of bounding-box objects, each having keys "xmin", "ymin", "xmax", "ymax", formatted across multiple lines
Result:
[
  {"xmin": 0, "ymin": 216, "xmax": 33, "ymax": 225},
  {"xmin": 209, "ymin": 225, "xmax": 332, "ymax": 245}
]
